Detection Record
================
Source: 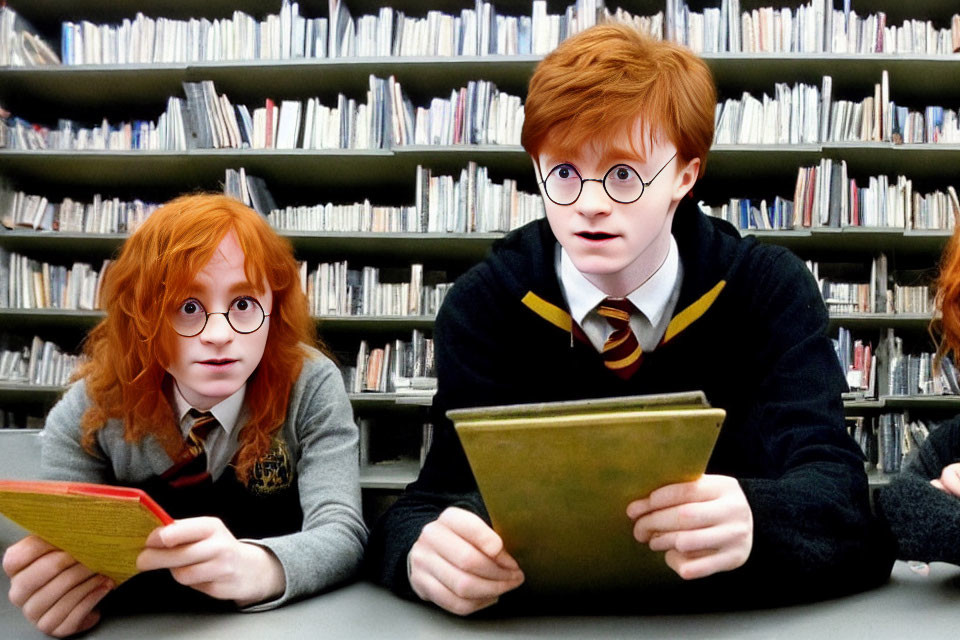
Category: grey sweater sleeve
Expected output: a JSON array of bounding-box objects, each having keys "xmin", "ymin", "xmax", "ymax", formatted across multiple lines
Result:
[
  {"xmin": 244, "ymin": 353, "xmax": 368, "ymax": 610},
  {"xmin": 41, "ymin": 380, "xmax": 114, "ymax": 483},
  {"xmin": 39, "ymin": 355, "xmax": 367, "ymax": 611}
]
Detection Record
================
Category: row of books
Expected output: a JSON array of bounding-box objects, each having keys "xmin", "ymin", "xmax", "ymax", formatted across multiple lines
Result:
[
  {"xmin": 848, "ymin": 413, "xmax": 930, "ymax": 475},
  {"xmin": 61, "ymin": 2, "xmax": 328, "ymax": 65},
  {"xmin": 54, "ymin": 0, "xmax": 660, "ymax": 64},
  {"xmin": 10, "ymin": 84, "xmax": 960, "ymax": 154},
  {"xmin": 808, "ymin": 255, "xmax": 933, "ymax": 316},
  {"xmin": 1, "ymin": 189, "xmax": 160, "ymax": 234},
  {"xmin": 268, "ymin": 201, "xmax": 417, "ymax": 234},
  {"xmin": 835, "ymin": 328, "xmax": 960, "ymax": 400},
  {"xmin": 886, "ymin": 343, "xmax": 955, "ymax": 398},
  {"xmin": 9, "ymin": 67, "xmax": 960, "ymax": 151},
  {"xmin": 415, "ymin": 162, "xmax": 544, "ymax": 234},
  {"xmin": 0, "ymin": 168, "xmax": 275, "ymax": 233},
  {"xmin": 300, "ymin": 261, "xmax": 452, "ymax": 318},
  {"xmin": 716, "ymin": 72, "xmax": 960, "ymax": 146},
  {"xmin": 0, "ymin": 7, "xmax": 58, "ymax": 67},
  {"xmin": 715, "ymin": 82, "xmax": 823, "ymax": 146},
  {"xmin": 182, "ymin": 77, "xmax": 396, "ymax": 150},
  {"xmin": 698, "ymin": 163, "xmax": 960, "ymax": 231},
  {"xmin": 344, "ymin": 330, "xmax": 435, "ymax": 394},
  {"xmin": 323, "ymin": 1, "xmax": 661, "ymax": 59},
  {"xmin": 1, "ymin": 75, "xmax": 525, "ymax": 151},
  {"xmin": 1, "ymin": 250, "xmax": 110, "ymax": 311},
  {"xmin": 2, "ymin": 96, "xmax": 187, "ymax": 151},
  {"xmin": 794, "ymin": 159, "xmax": 960, "ymax": 231},
  {"xmin": 671, "ymin": 0, "xmax": 960, "ymax": 55},
  {"xmin": 819, "ymin": 280, "xmax": 932, "ymax": 316},
  {"xmin": 26, "ymin": 0, "xmax": 960, "ymax": 67},
  {"xmin": 0, "ymin": 335, "xmax": 80, "ymax": 387},
  {"xmin": 269, "ymin": 163, "xmax": 546, "ymax": 235},
  {"xmin": 401, "ymin": 81, "xmax": 523, "ymax": 147}
]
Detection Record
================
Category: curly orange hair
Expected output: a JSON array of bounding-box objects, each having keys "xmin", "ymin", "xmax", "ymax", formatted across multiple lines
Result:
[
  {"xmin": 522, "ymin": 23, "xmax": 716, "ymax": 178},
  {"xmin": 934, "ymin": 223, "xmax": 960, "ymax": 370},
  {"xmin": 76, "ymin": 194, "xmax": 321, "ymax": 482}
]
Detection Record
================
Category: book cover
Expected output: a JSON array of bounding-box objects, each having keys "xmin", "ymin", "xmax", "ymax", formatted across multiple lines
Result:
[
  {"xmin": 0, "ymin": 480, "xmax": 173, "ymax": 584},
  {"xmin": 450, "ymin": 392, "xmax": 724, "ymax": 594}
]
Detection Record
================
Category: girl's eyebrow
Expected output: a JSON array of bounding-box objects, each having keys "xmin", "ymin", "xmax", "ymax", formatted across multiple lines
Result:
[
  {"xmin": 183, "ymin": 280, "xmax": 259, "ymax": 300},
  {"xmin": 228, "ymin": 281, "xmax": 259, "ymax": 295}
]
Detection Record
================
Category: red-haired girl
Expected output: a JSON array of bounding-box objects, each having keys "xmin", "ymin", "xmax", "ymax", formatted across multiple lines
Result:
[
  {"xmin": 876, "ymin": 225, "xmax": 960, "ymax": 565},
  {"xmin": 3, "ymin": 194, "xmax": 366, "ymax": 636}
]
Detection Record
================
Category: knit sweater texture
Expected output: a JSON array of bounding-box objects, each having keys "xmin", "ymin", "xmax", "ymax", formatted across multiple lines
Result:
[
  {"xmin": 367, "ymin": 201, "xmax": 894, "ymax": 606},
  {"xmin": 41, "ymin": 348, "xmax": 367, "ymax": 610}
]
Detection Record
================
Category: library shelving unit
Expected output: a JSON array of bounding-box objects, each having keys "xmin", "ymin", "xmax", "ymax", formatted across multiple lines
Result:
[{"xmin": 2, "ymin": 0, "xmax": 959, "ymax": 494}]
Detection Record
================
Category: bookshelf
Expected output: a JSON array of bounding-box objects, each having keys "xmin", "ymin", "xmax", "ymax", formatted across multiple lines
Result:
[{"xmin": 2, "ymin": 0, "xmax": 959, "ymax": 487}]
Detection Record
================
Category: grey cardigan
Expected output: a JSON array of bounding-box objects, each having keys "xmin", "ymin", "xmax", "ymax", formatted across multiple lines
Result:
[{"xmin": 40, "ymin": 348, "xmax": 367, "ymax": 610}]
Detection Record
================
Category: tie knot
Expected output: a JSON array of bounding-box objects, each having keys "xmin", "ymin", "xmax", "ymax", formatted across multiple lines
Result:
[
  {"xmin": 596, "ymin": 297, "xmax": 635, "ymax": 327},
  {"xmin": 186, "ymin": 410, "xmax": 218, "ymax": 441}
]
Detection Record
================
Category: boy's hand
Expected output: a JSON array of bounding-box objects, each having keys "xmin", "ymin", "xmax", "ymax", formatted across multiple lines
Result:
[
  {"xmin": 627, "ymin": 474, "xmax": 753, "ymax": 580},
  {"xmin": 3, "ymin": 535, "xmax": 113, "ymax": 637},
  {"xmin": 930, "ymin": 462, "xmax": 960, "ymax": 496},
  {"xmin": 407, "ymin": 507, "xmax": 525, "ymax": 616},
  {"xmin": 137, "ymin": 516, "xmax": 285, "ymax": 607}
]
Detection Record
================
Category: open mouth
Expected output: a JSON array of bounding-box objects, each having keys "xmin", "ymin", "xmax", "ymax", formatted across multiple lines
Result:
[{"xmin": 576, "ymin": 231, "xmax": 617, "ymax": 241}]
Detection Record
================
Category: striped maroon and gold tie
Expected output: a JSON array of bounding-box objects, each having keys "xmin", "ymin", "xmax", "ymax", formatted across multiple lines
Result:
[
  {"xmin": 161, "ymin": 410, "xmax": 218, "ymax": 488},
  {"xmin": 596, "ymin": 297, "xmax": 643, "ymax": 380}
]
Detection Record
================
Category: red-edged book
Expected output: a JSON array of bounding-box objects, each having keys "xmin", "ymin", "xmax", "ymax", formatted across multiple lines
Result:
[{"xmin": 0, "ymin": 480, "xmax": 172, "ymax": 584}]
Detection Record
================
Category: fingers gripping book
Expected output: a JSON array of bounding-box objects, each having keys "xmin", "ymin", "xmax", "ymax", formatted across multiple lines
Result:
[
  {"xmin": 449, "ymin": 392, "xmax": 725, "ymax": 594},
  {"xmin": 0, "ymin": 480, "xmax": 173, "ymax": 584}
]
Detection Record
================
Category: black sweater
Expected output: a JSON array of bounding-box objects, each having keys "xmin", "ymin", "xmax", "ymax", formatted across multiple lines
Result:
[
  {"xmin": 367, "ymin": 201, "xmax": 894, "ymax": 606},
  {"xmin": 875, "ymin": 416, "xmax": 960, "ymax": 564}
]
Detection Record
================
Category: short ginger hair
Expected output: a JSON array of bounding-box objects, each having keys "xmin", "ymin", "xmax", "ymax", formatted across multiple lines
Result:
[
  {"xmin": 77, "ymin": 194, "xmax": 320, "ymax": 482},
  {"xmin": 521, "ymin": 23, "xmax": 716, "ymax": 177}
]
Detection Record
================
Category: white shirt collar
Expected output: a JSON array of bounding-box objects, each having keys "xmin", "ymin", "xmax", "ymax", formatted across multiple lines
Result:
[
  {"xmin": 558, "ymin": 234, "xmax": 680, "ymax": 327},
  {"xmin": 171, "ymin": 382, "xmax": 246, "ymax": 437}
]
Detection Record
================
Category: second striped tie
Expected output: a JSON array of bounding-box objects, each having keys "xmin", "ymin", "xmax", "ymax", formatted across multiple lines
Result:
[{"xmin": 161, "ymin": 410, "xmax": 218, "ymax": 488}]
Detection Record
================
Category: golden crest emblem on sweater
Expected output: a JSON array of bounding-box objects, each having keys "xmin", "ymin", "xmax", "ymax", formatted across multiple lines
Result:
[{"xmin": 249, "ymin": 437, "xmax": 294, "ymax": 496}]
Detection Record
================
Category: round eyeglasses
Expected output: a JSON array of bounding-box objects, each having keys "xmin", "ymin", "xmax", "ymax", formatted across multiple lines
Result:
[
  {"xmin": 171, "ymin": 296, "xmax": 269, "ymax": 337},
  {"xmin": 538, "ymin": 152, "xmax": 678, "ymax": 206}
]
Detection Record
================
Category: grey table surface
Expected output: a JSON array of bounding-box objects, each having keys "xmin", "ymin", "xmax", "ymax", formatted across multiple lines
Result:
[
  {"xmin": 0, "ymin": 562, "xmax": 958, "ymax": 640},
  {"xmin": 3, "ymin": 431, "xmax": 960, "ymax": 638}
]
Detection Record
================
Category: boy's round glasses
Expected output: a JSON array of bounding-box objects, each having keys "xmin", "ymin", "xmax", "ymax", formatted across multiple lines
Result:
[
  {"xmin": 171, "ymin": 296, "xmax": 269, "ymax": 337},
  {"xmin": 538, "ymin": 152, "xmax": 678, "ymax": 206}
]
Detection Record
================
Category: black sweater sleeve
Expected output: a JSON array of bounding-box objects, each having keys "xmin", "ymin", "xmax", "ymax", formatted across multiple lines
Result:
[
  {"xmin": 726, "ymin": 247, "xmax": 894, "ymax": 596},
  {"xmin": 874, "ymin": 417, "xmax": 960, "ymax": 565}
]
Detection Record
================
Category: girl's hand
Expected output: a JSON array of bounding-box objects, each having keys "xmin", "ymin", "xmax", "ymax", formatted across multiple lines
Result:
[{"xmin": 137, "ymin": 516, "xmax": 285, "ymax": 607}]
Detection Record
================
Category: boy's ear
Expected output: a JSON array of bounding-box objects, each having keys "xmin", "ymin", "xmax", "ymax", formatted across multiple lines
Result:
[{"xmin": 672, "ymin": 157, "xmax": 700, "ymax": 200}]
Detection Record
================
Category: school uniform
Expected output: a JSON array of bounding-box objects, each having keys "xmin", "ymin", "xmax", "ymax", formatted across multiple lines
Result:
[
  {"xmin": 367, "ymin": 199, "xmax": 894, "ymax": 604},
  {"xmin": 41, "ymin": 348, "xmax": 366, "ymax": 610}
]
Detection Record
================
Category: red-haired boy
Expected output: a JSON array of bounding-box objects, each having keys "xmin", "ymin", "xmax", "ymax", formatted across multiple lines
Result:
[{"xmin": 368, "ymin": 24, "xmax": 893, "ymax": 614}]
